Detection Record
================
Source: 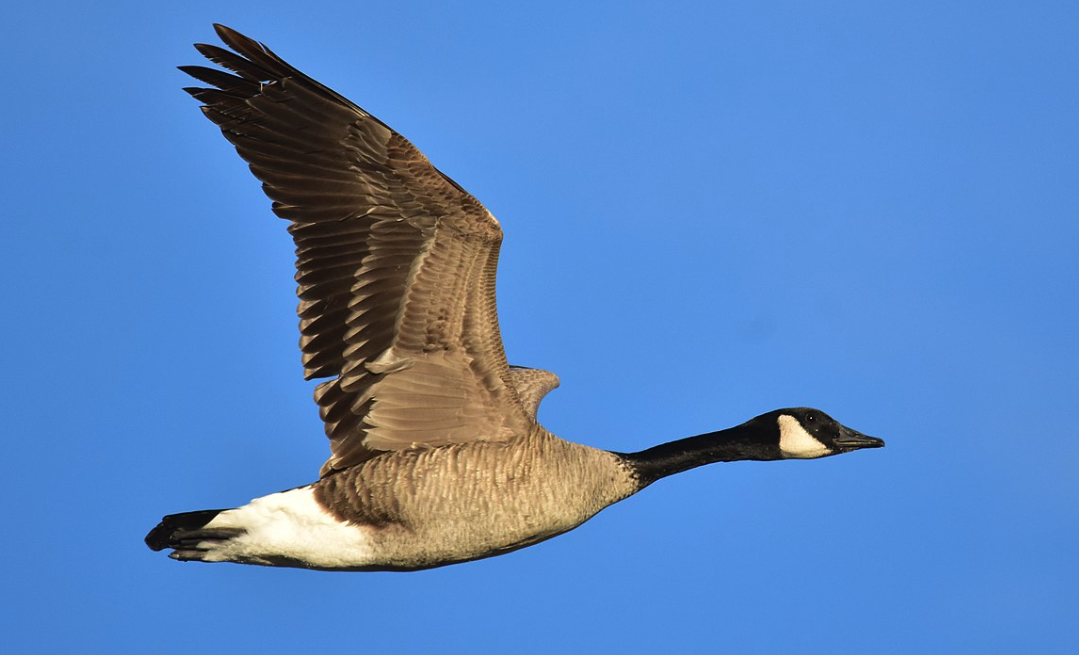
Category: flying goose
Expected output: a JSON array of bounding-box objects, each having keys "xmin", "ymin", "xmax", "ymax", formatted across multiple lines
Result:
[{"xmin": 145, "ymin": 25, "xmax": 884, "ymax": 572}]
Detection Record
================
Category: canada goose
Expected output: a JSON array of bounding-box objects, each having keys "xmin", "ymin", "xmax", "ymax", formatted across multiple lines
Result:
[{"xmin": 145, "ymin": 25, "xmax": 884, "ymax": 572}]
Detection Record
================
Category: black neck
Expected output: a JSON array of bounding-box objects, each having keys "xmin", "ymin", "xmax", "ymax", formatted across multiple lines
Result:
[{"xmin": 617, "ymin": 422, "xmax": 780, "ymax": 489}]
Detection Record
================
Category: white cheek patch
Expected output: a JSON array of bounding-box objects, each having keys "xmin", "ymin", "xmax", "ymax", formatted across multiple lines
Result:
[{"xmin": 777, "ymin": 415, "xmax": 832, "ymax": 459}]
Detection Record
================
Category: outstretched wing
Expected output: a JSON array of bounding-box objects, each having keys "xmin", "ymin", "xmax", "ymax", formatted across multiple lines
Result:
[{"xmin": 182, "ymin": 25, "xmax": 533, "ymax": 475}]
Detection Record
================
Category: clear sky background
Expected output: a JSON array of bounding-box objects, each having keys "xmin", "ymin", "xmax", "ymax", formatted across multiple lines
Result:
[{"xmin": 4, "ymin": 1, "xmax": 1077, "ymax": 653}]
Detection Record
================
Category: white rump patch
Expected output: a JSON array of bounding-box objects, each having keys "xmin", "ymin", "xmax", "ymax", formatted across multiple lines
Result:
[
  {"xmin": 200, "ymin": 486, "xmax": 374, "ymax": 569},
  {"xmin": 777, "ymin": 414, "xmax": 831, "ymax": 459}
]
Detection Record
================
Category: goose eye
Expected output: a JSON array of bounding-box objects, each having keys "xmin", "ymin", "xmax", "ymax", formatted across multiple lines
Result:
[{"xmin": 806, "ymin": 414, "xmax": 816, "ymax": 423}]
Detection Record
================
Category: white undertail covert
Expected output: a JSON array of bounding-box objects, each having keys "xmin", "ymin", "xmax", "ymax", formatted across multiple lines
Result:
[{"xmin": 198, "ymin": 486, "xmax": 374, "ymax": 568}]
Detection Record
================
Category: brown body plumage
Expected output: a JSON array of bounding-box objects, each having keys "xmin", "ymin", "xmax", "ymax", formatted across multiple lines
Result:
[{"xmin": 314, "ymin": 427, "xmax": 635, "ymax": 570}]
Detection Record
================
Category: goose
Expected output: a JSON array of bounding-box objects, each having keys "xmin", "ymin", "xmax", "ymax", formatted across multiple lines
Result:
[{"xmin": 145, "ymin": 25, "xmax": 884, "ymax": 572}]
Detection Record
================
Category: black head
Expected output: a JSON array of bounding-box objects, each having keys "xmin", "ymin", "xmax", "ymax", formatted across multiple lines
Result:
[{"xmin": 761, "ymin": 407, "xmax": 884, "ymax": 459}]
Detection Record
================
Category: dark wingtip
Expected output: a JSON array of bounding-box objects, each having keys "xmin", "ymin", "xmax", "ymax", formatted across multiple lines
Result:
[{"xmin": 212, "ymin": 23, "xmax": 237, "ymax": 40}]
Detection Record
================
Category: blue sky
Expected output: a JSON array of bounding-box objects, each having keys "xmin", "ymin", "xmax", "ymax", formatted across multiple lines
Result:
[{"xmin": 4, "ymin": 1, "xmax": 1077, "ymax": 653}]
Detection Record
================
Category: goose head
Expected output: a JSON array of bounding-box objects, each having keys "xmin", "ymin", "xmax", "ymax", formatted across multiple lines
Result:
[{"xmin": 768, "ymin": 407, "xmax": 884, "ymax": 459}]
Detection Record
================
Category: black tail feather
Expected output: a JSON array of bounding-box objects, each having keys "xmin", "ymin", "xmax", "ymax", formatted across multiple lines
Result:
[{"xmin": 145, "ymin": 509, "xmax": 230, "ymax": 551}]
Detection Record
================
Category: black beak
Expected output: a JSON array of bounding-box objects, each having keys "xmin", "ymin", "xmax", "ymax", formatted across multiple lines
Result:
[{"xmin": 834, "ymin": 425, "xmax": 885, "ymax": 452}]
